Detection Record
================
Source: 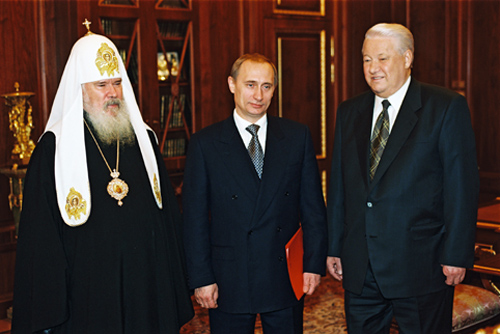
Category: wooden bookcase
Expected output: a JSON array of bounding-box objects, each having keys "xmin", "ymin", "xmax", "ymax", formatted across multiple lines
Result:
[{"xmin": 78, "ymin": 0, "xmax": 195, "ymax": 194}]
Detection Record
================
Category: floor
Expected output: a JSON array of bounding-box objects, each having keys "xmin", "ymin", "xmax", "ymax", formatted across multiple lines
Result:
[{"xmin": 180, "ymin": 273, "xmax": 500, "ymax": 334}]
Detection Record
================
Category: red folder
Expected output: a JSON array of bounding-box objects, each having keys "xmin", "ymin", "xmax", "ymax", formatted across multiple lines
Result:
[{"xmin": 285, "ymin": 226, "xmax": 304, "ymax": 300}]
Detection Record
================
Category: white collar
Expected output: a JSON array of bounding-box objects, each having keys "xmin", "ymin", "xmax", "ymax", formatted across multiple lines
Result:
[
  {"xmin": 375, "ymin": 76, "xmax": 411, "ymax": 114},
  {"xmin": 233, "ymin": 110, "xmax": 268, "ymax": 152}
]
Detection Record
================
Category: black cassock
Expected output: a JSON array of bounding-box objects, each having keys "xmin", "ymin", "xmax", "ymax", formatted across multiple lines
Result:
[{"xmin": 12, "ymin": 124, "xmax": 193, "ymax": 333}]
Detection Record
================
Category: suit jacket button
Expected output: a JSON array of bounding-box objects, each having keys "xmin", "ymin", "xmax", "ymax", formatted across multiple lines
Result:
[
  {"xmin": 232, "ymin": 195, "xmax": 238, "ymax": 200},
  {"xmin": 284, "ymin": 192, "xmax": 290, "ymax": 196},
  {"xmin": 278, "ymin": 256, "xmax": 284, "ymax": 261},
  {"xmin": 277, "ymin": 227, "xmax": 282, "ymax": 232},
  {"xmin": 367, "ymin": 202, "xmax": 373, "ymax": 208}
]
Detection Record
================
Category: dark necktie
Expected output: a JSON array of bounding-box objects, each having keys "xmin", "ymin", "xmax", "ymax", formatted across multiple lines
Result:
[
  {"xmin": 246, "ymin": 124, "xmax": 264, "ymax": 179},
  {"xmin": 370, "ymin": 100, "xmax": 390, "ymax": 180}
]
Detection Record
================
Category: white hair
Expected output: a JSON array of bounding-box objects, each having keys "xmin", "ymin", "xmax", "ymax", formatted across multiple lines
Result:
[{"xmin": 364, "ymin": 23, "xmax": 414, "ymax": 55}]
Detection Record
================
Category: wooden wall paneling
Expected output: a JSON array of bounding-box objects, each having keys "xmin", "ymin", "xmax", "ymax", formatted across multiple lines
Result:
[
  {"xmin": 242, "ymin": 0, "xmax": 268, "ymax": 53},
  {"xmin": 35, "ymin": 0, "xmax": 57, "ymax": 126},
  {"xmin": 263, "ymin": 16, "xmax": 332, "ymax": 197},
  {"xmin": 277, "ymin": 29, "xmax": 325, "ymax": 158},
  {"xmin": 0, "ymin": 0, "xmax": 33, "ymax": 322},
  {"xmin": 0, "ymin": 1, "xmax": 38, "ymax": 230},
  {"xmin": 330, "ymin": 0, "xmax": 343, "ymax": 175},
  {"xmin": 0, "ymin": 1, "xmax": 38, "ymax": 155},
  {"xmin": 193, "ymin": 0, "xmax": 243, "ymax": 130},
  {"xmin": 0, "ymin": 0, "xmax": 77, "ymax": 323},
  {"xmin": 141, "ymin": 2, "xmax": 160, "ymax": 132},
  {"xmin": 333, "ymin": 0, "xmax": 349, "ymax": 106},
  {"xmin": 390, "ymin": 0, "xmax": 409, "ymax": 24},
  {"xmin": 445, "ymin": 0, "xmax": 468, "ymax": 96},
  {"xmin": 468, "ymin": 0, "xmax": 500, "ymax": 195},
  {"xmin": 274, "ymin": 0, "xmax": 324, "ymax": 16},
  {"xmin": 407, "ymin": 0, "xmax": 447, "ymax": 87},
  {"xmin": 0, "ymin": 0, "xmax": 34, "ymax": 319},
  {"xmin": 35, "ymin": 0, "xmax": 78, "ymax": 128}
]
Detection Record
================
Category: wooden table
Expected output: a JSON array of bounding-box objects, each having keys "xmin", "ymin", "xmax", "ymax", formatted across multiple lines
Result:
[
  {"xmin": 474, "ymin": 254, "xmax": 500, "ymax": 276},
  {"xmin": 473, "ymin": 199, "xmax": 500, "ymax": 292},
  {"xmin": 477, "ymin": 201, "xmax": 500, "ymax": 225}
]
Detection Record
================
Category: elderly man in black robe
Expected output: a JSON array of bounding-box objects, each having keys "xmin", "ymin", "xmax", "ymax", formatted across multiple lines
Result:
[{"xmin": 11, "ymin": 28, "xmax": 193, "ymax": 334}]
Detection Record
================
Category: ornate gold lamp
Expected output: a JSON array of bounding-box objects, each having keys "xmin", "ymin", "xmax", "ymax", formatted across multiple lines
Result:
[
  {"xmin": 0, "ymin": 82, "xmax": 35, "ymax": 235},
  {"xmin": 2, "ymin": 82, "xmax": 35, "ymax": 164}
]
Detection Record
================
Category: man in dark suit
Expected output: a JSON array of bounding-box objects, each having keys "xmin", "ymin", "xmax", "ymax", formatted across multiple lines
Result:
[
  {"xmin": 326, "ymin": 23, "xmax": 479, "ymax": 333},
  {"xmin": 183, "ymin": 53, "xmax": 327, "ymax": 333}
]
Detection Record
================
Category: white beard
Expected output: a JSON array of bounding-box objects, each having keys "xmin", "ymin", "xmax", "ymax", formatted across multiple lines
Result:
[{"xmin": 84, "ymin": 99, "xmax": 136, "ymax": 146}]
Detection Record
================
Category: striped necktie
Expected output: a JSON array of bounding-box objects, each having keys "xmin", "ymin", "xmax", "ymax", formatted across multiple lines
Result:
[{"xmin": 370, "ymin": 100, "xmax": 390, "ymax": 180}]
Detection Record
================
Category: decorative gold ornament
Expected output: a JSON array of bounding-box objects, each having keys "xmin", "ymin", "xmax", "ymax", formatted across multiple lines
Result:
[
  {"xmin": 82, "ymin": 18, "xmax": 94, "ymax": 36},
  {"xmin": 2, "ymin": 82, "xmax": 36, "ymax": 165},
  {"xmin": 65, "ymin": 187, "xmax": 87, "ymax": 220},
  {"xmin": 153, "ymin": 174, "xmax": 162, "ymax": 206},
  {"xmin": 84, "ymin": 120, "xmax": 129, "ymax": 206},
  {"xmin": 95, "ymin": 43, "xmax": 119, "ymax": 77},
  {"xmin": 107, "ymin": 171, "xmax": 129, "ymax": 206}
]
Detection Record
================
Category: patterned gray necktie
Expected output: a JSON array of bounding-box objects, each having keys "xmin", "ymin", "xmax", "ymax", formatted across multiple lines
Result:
[
  {"xmin": 370, "ymin": 100, "xmax": 390, "ymax": 180},
  {"xmin": 246, "ymin": 124, "xmax": 264, "ymax": 179}
]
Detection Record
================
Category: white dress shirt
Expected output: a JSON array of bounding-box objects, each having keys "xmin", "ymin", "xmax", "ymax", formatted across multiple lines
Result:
[
  {"xmin": 233, "ymin": 110, "xmax": 268, "ymax": 154},
  {"xmin": 371, "ymin": 76, "xmax": 412, "ymax": 137}
]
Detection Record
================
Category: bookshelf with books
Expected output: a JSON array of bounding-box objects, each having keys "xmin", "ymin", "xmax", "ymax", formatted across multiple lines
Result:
[
  {"xmin": 156, "ymin": 18, "xmax": 193, "ymax": 169},
  {"xmin": 78, "ymin": 0, "xmax": 196, "ymax": 193}
]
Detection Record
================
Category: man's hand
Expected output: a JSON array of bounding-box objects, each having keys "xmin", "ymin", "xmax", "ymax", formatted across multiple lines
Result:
[
  {"xmin": 194, "ymin": 283, "xmax": 219, "ymax": 309},
  {"xmin": 327, "ymin": 256, "xmax": 343, "ymax": 281},
  {"xmin": 442, "ymin": 265, "xmax": 466, "ymax": 286},
  {"xmin": 303, "ymin": 273, "xmax": 321, "ymax": 295}
]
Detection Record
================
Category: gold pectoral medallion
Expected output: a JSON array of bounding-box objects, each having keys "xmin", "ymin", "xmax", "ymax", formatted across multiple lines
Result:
[
  {"xmin": 107, "ymin": 170, "xmax": 129, "ymax": 206},
  {"xmin": 84, "ymin": 120, "xmax": 129, "ymax": 207}
]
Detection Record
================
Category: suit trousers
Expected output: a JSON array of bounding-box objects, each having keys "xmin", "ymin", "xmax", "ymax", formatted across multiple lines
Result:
[
  {"xmin": 209, "ymin": 300, "xmax": 304, "ymax": 334},
  {"xmin": 344, "ymin": 264, "xmax": 454, "ymax": 334}
]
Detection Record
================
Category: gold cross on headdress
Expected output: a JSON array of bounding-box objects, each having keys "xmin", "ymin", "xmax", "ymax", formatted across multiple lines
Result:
[{"xmin": 82, "ymin": 18, "xmax": 94, "ymax": 36}]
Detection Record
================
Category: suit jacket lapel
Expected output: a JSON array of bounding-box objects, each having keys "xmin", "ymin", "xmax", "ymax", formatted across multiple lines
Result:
[
  {"xmin": 251, "ymin": 116, "xmax": 289, "ymax": 226},
  {"xmin": 370, "ymin": 79, "xmax": 420, "ymax": 186},
  {"xmin": 355, "ymin": 94, "xmax": 375, "ymax": 189},
  {"xmin": 214, "ymin": 117, "xmax": 261, "ymax": 197}
]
